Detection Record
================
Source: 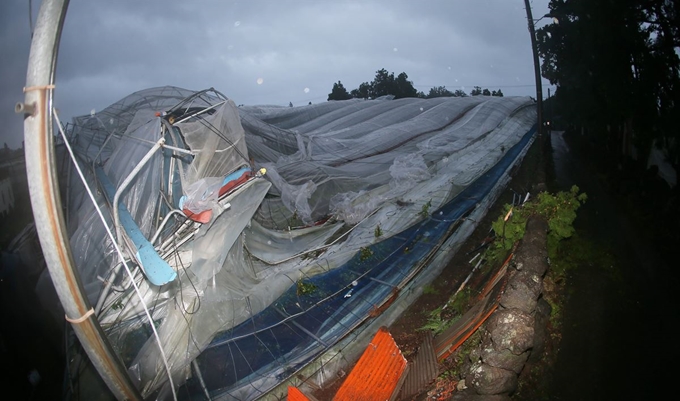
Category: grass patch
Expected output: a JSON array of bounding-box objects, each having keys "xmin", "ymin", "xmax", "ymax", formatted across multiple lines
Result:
[
  {"xmin": 419, "ymin": 288, "xmax": 473, "ymax": 335},
  {"xmin": 422, "ymin": 284, "xmax": 438, "ymax": 295},
  {"xmin": 359, "ymin": 246, "xmax": 373, "ymax": 261}
]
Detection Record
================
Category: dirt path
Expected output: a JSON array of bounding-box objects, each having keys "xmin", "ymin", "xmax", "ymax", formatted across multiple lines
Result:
[{"xmin": 547, "ymin": 131, "xmax": 678, "ymax": 400}]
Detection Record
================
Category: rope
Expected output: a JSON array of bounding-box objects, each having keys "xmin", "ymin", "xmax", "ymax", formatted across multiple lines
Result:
[
  {"xmin": 65, "ymin": 308, "xmax": 94, "ymax": 324},
  {"xmin": 23, "ymin": 84, "xmax": 55, "ymax": 92}
]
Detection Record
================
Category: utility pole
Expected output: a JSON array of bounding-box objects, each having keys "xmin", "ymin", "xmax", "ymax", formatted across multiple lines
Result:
[
  {"xmin": 524, "ymin": 0, "xmax": 543, "ymax": 138},
  {"xmin": 547, "ymin": 87, "xmax": 551, "ymax": 134}
]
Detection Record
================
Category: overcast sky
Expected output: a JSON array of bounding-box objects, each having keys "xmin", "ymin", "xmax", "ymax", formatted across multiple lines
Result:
[{"xmin": 1, "ymin": 0, "xmax": 553, "ymax": 149}]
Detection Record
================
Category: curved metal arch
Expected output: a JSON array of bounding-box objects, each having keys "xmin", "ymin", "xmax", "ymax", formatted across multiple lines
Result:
[{"xmin": 20, "ymin": 0, "xmax": 142, "ymax": 399}]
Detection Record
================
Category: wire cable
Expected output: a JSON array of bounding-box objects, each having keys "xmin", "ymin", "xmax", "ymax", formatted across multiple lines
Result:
[{"xmin": 54, "ymin": 109, "xmax": 179, "ymax": 401}]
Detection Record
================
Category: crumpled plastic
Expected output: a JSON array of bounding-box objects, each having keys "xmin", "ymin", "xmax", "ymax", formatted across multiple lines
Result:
[{"xmin": 179, "ymin": 177, "xmax": 224, "ymax": 216}]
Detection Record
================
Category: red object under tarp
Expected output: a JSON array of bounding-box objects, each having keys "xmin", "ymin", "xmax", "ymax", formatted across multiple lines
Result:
[
  {"xmin": 218, "ymin": 170, "xmax": 251, "ymax": 197},
  {"xmin": 183, "ymin": 170, "xmax": 251, "ymax": 223}
]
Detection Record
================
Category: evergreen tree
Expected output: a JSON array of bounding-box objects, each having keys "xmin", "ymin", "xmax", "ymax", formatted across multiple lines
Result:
[
  {"xmin": 328, "ymin": 81, "xmax": 352, "ymax": 101},
  {"xmin": 426, "ymin": 86, "xmax": 454, "ymax": 98},
  {"xmin": 350, "ymin": 82, "xmax": 372, "ymax": 99},
  {"xmin": 349, "ymin": 69, "xmax": 420, "ymax": 99},
  {"xmin": 394, "ymin": 72, "xmax": 418, "ymax": 98}
]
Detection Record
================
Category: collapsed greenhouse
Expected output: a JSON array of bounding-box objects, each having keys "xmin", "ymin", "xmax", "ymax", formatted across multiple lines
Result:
[{"xmin": 53, "ymin": 86, "xmax": 537, "ymax": 400}]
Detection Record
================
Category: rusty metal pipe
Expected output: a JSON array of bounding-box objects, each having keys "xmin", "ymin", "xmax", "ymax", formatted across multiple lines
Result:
[{"xmin": 21, "ymin": 0, "xmax": 141, "ymax": 399}]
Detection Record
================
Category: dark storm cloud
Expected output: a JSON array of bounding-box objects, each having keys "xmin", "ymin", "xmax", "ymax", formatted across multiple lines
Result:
[
  {"xmin": 1, "ymin": 0, "xmax": 34, "ymax": 149},
  {"xmin": 1, "ymin": 0, "xmax": 550, "ymax": 149}
]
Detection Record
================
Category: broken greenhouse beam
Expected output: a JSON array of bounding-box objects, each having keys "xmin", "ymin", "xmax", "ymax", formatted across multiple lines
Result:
[
  {"xmin": 433, "ymin": 270, "xmax": 508, "ymax": 362},
  {"xmin": 95, "ymin": 165, "xmax": 177, "ymax": 286}
]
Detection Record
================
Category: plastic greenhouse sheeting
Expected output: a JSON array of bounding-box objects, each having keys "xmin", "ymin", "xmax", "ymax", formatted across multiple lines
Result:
[{"xmin": 54, "ymin": 86, "xmax": 536, "ymax": 400}]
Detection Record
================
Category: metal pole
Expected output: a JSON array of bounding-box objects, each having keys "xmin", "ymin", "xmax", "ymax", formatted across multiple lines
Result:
[
  {"xmin": 524, "ymin": 0, "xmax": 543, "ymax": 137},
  {"xmin": 18, "ymin": 0, "xmax": 142, "ymax": 399},
  {"xmin": 112, "ymin": 137, "xmax": 164, "ymax": 246},
  {"xmin": 548, "ymin": 87, "xmax": 551, "ymax": 134}
]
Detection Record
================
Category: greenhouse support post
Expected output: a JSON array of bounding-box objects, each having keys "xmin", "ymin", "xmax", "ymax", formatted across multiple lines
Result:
[{"xmin": 18, "ymin": 0, "xmax": 142, "ymax": 399}]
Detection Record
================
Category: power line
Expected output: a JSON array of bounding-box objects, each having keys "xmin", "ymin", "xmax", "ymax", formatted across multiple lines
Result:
[{"xmin": 414, "ymin": 83, "xmax": 547, "ymax": 89}]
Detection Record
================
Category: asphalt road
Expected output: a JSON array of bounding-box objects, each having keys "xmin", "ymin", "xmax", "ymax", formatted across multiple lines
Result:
[{"xmin": 547, "ymin": 131, "xmax": 678, "ymax": 400}]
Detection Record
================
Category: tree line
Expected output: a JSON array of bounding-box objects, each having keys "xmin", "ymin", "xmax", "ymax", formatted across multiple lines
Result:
[
  {"xmin": 537, "ymin": 0, "xmax": 679, "ymax": 262},
  {"xmin": 537, "ymin": 0, "xmax": 679, "ymax": 176},
  {"xmin": 327, "ymin": 68, "xmax": 504, "ymax": 101}
]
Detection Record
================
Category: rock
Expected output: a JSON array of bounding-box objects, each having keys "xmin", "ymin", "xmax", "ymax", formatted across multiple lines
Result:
[
  {"xmin": 486, "ymin": 309, "xmax": 535, "ymax": 355},
  {"xmin": 481, "ymin": 347, "xmax": 530, "ymax": 374},
  {"xmin": 528, "ymin": 298, "xmax": 552, "ymax": 363},
  {"xmin": 513, "ymin": 217, "xmax": 549, "ymax": 276},
  {"xmin": 536, "ymin": 295, "xmax": 552, "ymax": 317},
  {"xmin": 499, "ymin": 270, "xmax": 543, "ymax": 313},
  {"xmin": 466, "ymin": 361, "xmax": 518, "ymax": 395},
  {"xmin": 468, "ymin": 333, "xmax": 485, "ymax": 363},
  {"xmin": 457, "ymin": 215, "xmax": 551, "ymax": 398},
  {"xmin": 457, "ymin": 379, "xmax": 468, "ymax": 390},
  {"xmin": 542, "ymin": 274, "xmax": 556, "ymax": 293}
]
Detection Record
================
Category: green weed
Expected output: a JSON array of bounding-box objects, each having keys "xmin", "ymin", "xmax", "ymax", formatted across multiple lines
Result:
[
  {"xmin": 359, "ymin": 246, "xmax": 373, "ymax": 261},
  {"xmin": 423, "ymin": 284, "xmax": 438, "ymax": 295}
]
